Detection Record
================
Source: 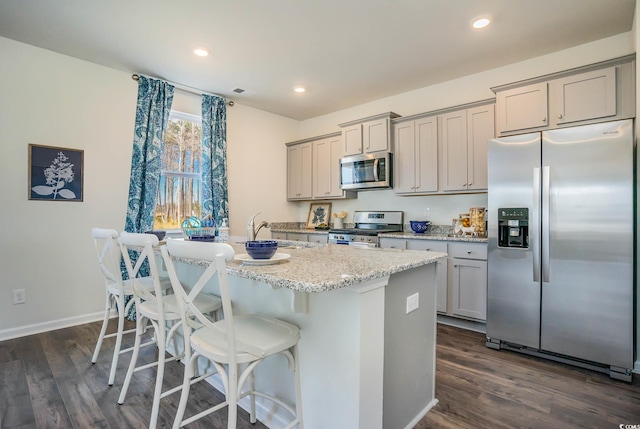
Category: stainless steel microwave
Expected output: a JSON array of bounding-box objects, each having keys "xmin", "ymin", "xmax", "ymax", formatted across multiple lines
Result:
[{"xmin": 340, "ymin": 152, "xmax": 393, "ymax": 190}]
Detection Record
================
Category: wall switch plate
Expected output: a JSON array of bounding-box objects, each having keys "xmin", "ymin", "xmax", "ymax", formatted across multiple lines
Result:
[
  {"xmin": 424, "ymin": 208, "xmax": 430, "ymax": 218},
  {"xmin": 406, "ymin": 292, "xmax": 419, "ymax": 314},
  {"xmin": 13, "ymin": 289, "xmax": 26, "ymax": 305}
]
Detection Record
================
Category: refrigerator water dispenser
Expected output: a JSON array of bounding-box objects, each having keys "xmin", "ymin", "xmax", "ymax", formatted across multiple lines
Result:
[{"xmin": 497, "ymin": 208, "xmax": 528, "ymax": 249}]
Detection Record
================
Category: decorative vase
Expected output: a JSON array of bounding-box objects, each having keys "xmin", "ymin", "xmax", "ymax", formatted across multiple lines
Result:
[{"xmin": 334, "ymin": 217, "xmax": 344, "ymax": 229}]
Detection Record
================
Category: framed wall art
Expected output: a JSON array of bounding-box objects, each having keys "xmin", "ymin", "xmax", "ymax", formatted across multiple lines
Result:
[
  {"xmin": 306, "ymin": 202, "xmax": 331, "ymax": 229},
  {"xmin": 29, "ymin": 144, "xmax": 84, "ymax": 201}
]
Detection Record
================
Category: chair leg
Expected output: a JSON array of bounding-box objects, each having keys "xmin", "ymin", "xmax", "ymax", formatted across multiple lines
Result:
[
  {"xmin": 293, "ymin": 344, "xmax": 304, "ymax": 429},
  {"xmin": 118, "ymin": 314, "xmax": 146, "ymax": 404},
  {"xmin": 227, "ymin": 364, "xmax": 238, "ymax": 429},
  {"xmin": 249, "ymin": 372, "xmax": 256, "ymax": 424},
  {"xmin": 172, "ymin": 353, "xmax": 197, "ymax": 429},
  {"xmin": 92, "ymin": 292, "xmax": 112, "ymax": 364},
  {"xmin": 149, "ymin": 321, "xmax": 167, "ymax": 429},
  {"xmin": 108, "ymin": 295, "xmax": 126, "ymax": 386}
]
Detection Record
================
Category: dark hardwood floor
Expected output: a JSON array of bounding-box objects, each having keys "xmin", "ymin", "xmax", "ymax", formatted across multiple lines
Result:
[
  {"xmin": 0, "ymin": 319, "xmax": 268, "ymax": 429},
  {"xmin": 419, "ymin": 324, "xmax": 640, "ymax": 429},
  {"xmin": 1, "ymin": 320, "xmax": 639, "ymax": 428}
]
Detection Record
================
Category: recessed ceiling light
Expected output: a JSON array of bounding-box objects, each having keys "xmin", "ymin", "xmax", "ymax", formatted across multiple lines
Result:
[
  {"xmin": 294, "ymin": 86, "xmax": 306, "ymax": 93},
  {"xmin": 472, "ymin": 17, "xmax": 491, "ymax": 29},
  {"xmin": 193, "ymin": 48, "xmax": 209, "ymax": 57}
]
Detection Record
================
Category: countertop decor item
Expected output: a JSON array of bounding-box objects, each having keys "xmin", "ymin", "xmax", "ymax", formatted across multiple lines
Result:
[
  {"xmin": 306, "ymin": 202, "xmax": 332, "ymax": 229},
  {"xmin": 410, "ymin": 220, "xmax": 431, "ymax": 234},
  {"xmin": 245, "ymin": 240, "xmax": 278, "ymax": 259},
  {"xmin": 332, "ymin": 210, "xmax": 347, "ymax": 229}
]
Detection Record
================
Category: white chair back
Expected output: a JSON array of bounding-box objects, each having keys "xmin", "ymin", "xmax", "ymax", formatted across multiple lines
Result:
[
  {"xmin": 118, "ymin": 231, "xmax": 163, "ymax": 313},
  {"xmin": 162, "ymin": 239, "xmax": 235, "ymax": 356},
  {"xmin": 91, "ymin": 227, "xmax": 123, "ymax": 290}
]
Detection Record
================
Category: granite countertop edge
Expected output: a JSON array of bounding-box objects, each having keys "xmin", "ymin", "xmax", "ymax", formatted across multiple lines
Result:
[
  {"xmin": 172, "ymin": 244, "xmax": 447, "ymax": 293},
  {"xmin": 271, "ymin": 227, "xmax": 488, "ymax": 243},
  {"xmin": 226, "ymin": 250, "xmax": 447, "ymax": 293}
]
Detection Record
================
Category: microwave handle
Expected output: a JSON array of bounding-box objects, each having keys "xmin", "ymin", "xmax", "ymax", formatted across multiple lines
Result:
[{"xmin": 373, "ymin": 158, "xmax": 379, "ymax": 182}]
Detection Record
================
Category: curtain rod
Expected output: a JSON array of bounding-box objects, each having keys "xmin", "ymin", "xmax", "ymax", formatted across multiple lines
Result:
[{"xmin": 131, "ymin": 74, "xmax": 234, "ymax": 107}]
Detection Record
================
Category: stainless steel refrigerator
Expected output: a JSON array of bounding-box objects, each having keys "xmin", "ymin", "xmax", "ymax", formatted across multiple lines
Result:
[{"xmin": 486, "ymin": 119, "xmax": 634, "ymax": 381}]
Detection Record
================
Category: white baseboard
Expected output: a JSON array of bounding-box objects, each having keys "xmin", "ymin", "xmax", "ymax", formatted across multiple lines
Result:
[
  {"xmin": 403, "ymin": 398, "xmax": 439, "ymax": 429},
  {"xmin": 0, "ymin": 310, "xmax": 114, "ymax": 342}
]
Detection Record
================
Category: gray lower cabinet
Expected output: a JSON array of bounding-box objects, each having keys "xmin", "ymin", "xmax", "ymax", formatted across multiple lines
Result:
[
  {"xmin": 271, "ymin": 232, "xmax": 288, "ymax": 240},
  {"xmin": 379, "ymin": 237, "xmax": 487, "ymax": 321},
  {"xmin": 448, "ymin": 242, "xmax": 487, "ymax": 320},
  {"xmin": 271, "ymin": 231, "xmax": 328, "ymax": 244}
]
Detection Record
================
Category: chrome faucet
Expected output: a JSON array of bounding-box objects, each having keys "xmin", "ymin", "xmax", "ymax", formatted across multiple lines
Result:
[{"xmin": 247, "ymin": 212, "xmax": 270, "ymax": 241}]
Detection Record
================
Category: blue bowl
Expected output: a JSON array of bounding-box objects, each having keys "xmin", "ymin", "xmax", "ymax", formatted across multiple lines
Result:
[
  {"xmin": 410, "ymin": 221, "xmax": 431, "ymax": 234},
  {"xmin": 245, "ymin": 240, "xmax": 278, "ymax": 259}
]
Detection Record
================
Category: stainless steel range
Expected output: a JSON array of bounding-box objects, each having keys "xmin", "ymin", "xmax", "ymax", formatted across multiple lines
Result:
[{"xmin": 328, "ymin": 211, "xmax": 404, "ymax": 247}]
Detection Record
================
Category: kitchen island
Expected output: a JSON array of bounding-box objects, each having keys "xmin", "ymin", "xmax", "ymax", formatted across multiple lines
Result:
[{"xmin": 173, "ymin": 241, "xmax": 446, "ymax": 429}]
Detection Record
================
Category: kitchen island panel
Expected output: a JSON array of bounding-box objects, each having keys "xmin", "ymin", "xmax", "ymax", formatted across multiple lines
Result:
[{"xmin": 172, "ymin": 253, "xmax": 438, "ymax": 429}]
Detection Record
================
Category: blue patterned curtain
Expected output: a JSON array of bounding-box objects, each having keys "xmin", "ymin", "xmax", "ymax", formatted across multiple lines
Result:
[
  {"xmin": 201, "ymin": 94, "xmax": 228, "ymax": 227},
  {"xmin": 124, "ymin": 76, "xmax": 174, "ymax": 234},
  {"xmin": 122, "ymin": 76, "xmax": 174, "ymax": 320}
]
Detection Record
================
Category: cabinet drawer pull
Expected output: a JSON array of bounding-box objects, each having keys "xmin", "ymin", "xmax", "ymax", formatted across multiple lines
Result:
[{"xmin": 467, "ymin": 250, "xmax": 472, "ymax": 254}]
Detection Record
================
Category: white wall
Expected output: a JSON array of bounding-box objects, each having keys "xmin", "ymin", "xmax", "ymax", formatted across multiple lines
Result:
[{"xmin": 0, "ymin": 36, "xmax": 299, "ymax": 336}]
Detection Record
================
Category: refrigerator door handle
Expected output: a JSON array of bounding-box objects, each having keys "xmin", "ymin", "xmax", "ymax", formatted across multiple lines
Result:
[
  {"xmin": 532, "ymin": 167, "xmax": 541, "ymax": 282},
  {"xmin": 542, "ymin": 166, "xmax": 550, "ymax": 283}
]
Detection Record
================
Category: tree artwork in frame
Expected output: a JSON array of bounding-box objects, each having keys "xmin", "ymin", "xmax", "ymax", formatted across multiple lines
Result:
[
  {"xmin": 306, "ymin": 202, "xmax": 331, "ymax": 229},
  {"xmin": 29, "ymin": 144, "xmax": 84, "ymax": 201}
]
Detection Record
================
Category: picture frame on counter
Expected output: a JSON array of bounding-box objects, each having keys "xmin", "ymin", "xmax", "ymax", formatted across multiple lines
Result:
[
  {"xmin": 28, "ymin": 144, "xmax": 84, "ymax": 202},
  {"xmin": 306, "ymin": 202, "xmax": 332, "ymax": 229}
]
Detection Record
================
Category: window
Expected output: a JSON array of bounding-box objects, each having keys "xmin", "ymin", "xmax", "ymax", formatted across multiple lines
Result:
[{"xmin": 154, "ymin": 111, "xmax": 202, "ymax": 230}]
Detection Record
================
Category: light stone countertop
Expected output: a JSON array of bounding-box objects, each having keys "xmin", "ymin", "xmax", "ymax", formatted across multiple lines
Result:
[
  {"xmin": 380, "ymin": 231, "xmax": 488, "ymax": 243},
  {"xmin": 271, "ymin": 227, "xmax": 488, "ymax": 243},
  {"xmin": 199, "ymin": 242, "xmax": 447, "ymax": 293}
]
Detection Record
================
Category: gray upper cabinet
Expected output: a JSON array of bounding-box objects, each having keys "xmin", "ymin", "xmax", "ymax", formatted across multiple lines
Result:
[
  {"xmin": 313, "ymin": 134, "xmax": 344, "ymax": 199},
  {"xmin": 393, "ymin": 115, "xmax": 438, "ymax": 194},
  {"xmin": 339, "ymin": 112, "xmax": 400, "ymax": 156},
  {"xmin": 286, "ymin": 133, "xmax": 356, "ymax": 201},
  {"xmin": 287, "ymin": 142, "xmax": 312, "ymax": 200},
  {"xmin": 495, "ymin": 82, "xmax": 548, "ymax": 134},
  {"xmin": 494, "ymin": 56, "xmax": 635, "ymax": 136},
  {"xmin": 552, "ymin": 66, "xmax": 616, "ymax": 125},
  {"xmin": 440, "ymin": 103, "xmax": 495, "ymax": 192}
]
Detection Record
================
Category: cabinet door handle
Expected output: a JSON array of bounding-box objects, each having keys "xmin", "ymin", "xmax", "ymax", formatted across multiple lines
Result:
[
  {"xmin": 468, "ymin": 182, "xmax": 472, "ymax": 186},
  {"xmin": 558, "ymin": 114, "xmax": 563, "ymax": 119},
  {"xmin": 542, "ymin": 117, "xmax": 547, "ymax": 122},
  {"xmin": 467, "ymin": 250, "xmax": 472, "ymax": 254},
  {"xmin": 462, "ymin": 183, "xmax": 467, "ymax": 187}
]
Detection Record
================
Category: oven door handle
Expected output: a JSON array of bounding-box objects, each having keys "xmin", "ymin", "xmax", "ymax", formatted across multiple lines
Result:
[{"xmin": 373, "ymin": 158, "xmax": 380, "ymax": 182}]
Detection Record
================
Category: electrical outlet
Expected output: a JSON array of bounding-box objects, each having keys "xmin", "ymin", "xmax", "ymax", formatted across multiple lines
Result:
[
  {"xmin": 424, "ymin": 208, "xmax": 430, "ymax": 218},
  {"xmin": 406, "ymin": 292, "xmax": 419, "ymax": 314},
  {"xmin": 13, "ymin": 289, "xmax": 26, "ymax": 305}
]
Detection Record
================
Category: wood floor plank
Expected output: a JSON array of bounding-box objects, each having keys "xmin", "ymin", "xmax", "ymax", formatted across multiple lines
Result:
[
  {"xmin": 2, "ymin": 320, "xmax": 639, "ymax": 428},
  {"xmin": 0, "ymin": 360, "xmax": 36, "ymax": 428}
]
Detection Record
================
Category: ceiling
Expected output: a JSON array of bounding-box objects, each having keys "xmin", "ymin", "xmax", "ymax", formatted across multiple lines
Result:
[{"xmin": 0, "ymin": 0, "xmax": 635, "ymax": 120}]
